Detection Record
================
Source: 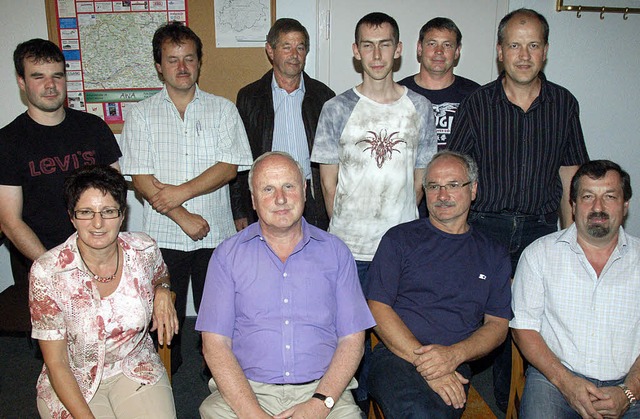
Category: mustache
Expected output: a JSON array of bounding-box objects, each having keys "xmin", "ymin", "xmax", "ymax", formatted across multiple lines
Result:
[
  {"xmin": 588, "ymin": 211, "xmax": 609, "ymax": 221},
  {"xmin": 433, "ymin": 201, "xmax": 455, "ymax": 208}
]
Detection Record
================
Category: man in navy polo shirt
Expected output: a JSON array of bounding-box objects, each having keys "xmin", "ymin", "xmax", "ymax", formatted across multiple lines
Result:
[{"xmin": 366, "ymin": 151, "xmax": 511, "ymax": 418}]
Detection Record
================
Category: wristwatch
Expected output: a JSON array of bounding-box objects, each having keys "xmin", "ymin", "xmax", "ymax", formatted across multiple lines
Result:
[
  {"xmin": 618, "ymin": 383, "xmax": 637, "ymax": 407},
  {"xmin": 312, "ymin": 393, "xmax": 335, "ymax": 409},
  {"xmin": 155, "ymin": 282, "xmax": 171, "ymax": 291}
]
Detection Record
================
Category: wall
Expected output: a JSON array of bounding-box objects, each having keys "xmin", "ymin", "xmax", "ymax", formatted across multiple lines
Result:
[{"xmin": 2, "ymin": 0, "xmax": 639, "ymax": 295}]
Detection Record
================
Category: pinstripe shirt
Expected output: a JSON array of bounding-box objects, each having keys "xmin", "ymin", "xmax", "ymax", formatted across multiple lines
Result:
[
  {"xmin": 448, "ymin": 73, "xmax": 589, "ymax": 215},
  {"xmin": 271, "ymin": 75, "xmax": 311, "ymax": 180},
  {"xmin": 511, "ymin": 225, "xmax": 640, "ymax": 380},
  {"xmin": 119, "ymin": 85, "xmax": 253, "ymax": 251}
]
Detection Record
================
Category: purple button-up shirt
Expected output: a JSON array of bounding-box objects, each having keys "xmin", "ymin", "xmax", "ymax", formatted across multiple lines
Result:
[{"xmin": 196, "ymin": 218, "xmax": 375, "ymax": 384}]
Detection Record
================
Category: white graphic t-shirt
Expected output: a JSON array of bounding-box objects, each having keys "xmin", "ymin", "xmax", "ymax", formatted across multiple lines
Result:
[{"xmin": 311, "ymin": 87, "xmax": 437, "ymax": 260}]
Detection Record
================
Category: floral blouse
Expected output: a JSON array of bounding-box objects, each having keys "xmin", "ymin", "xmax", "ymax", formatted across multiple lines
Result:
[{"xmin": 29, "ymin": 232, "xmax": 168, "ymax": 418}]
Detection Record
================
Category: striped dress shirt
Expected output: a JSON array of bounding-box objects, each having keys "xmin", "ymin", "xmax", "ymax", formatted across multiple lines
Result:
[
  {"xmin": 271, "ymin": 75, "xmax": 311, "ymax": 180},
  {"xmin": 448, "ymin": 72, "xmax": 589, "ymax": 215}
]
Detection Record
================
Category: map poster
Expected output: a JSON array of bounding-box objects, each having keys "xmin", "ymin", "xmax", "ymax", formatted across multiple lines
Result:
[
  {"xmin": 53, "ymin": 0, "xmax": 188, "ymax": 126},
  {"xmin": 214, "ymin": 0, "xmax": 271, "ymax": 48}
]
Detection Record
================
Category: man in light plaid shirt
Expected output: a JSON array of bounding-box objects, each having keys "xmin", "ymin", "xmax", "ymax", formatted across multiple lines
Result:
[
  {"xmin": 120, "ymin": 22, "xmax": 252, "ymax": 373},
  {"xmin": 511, "ymin": 160, "xmax": 640, "ymax": 418}
]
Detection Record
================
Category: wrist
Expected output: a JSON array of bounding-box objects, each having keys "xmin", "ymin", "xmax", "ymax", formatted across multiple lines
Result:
[
  {"xmin": 311, "ymin": 392, "xmax": 335, "ymax": 410},
  {"xmin": 154, "ymin": 282, "xmax": 171, "ymax": 292},
  {"xmin": 618, "ymin": 383, "xmax": 637, "ymax": 408}
]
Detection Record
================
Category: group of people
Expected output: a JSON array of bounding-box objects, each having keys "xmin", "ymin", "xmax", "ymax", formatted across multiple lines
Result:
[{"xmin": 0, "ymin": 5, "xmax": 638, "ymax": 419}]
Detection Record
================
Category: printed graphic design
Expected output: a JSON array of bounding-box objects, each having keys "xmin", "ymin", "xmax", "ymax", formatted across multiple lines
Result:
[{"xmin": 357, "ymin": 129, "xmax": 405, "ymax": 168}]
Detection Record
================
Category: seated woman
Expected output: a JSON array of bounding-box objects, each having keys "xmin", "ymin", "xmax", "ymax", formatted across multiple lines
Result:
[{"xmin": 29, "ymin": 165, "xmax": 179, "ymax": 418}]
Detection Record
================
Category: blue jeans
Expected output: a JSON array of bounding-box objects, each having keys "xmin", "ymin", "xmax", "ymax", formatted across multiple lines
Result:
[
  {"xmin": 468, "ymin": 211, "xmax": 558, "ymax": 411},
  {"xmin": 368, "ymin": 345, "xmax": 471, "ymax": 419},
  {"xmin": 521, "ymin": 366, "xmax": 640, "ymax": 418},
  {"xmin": 354, "ymin": 261, "xmax": 372, "ymax": 405}
]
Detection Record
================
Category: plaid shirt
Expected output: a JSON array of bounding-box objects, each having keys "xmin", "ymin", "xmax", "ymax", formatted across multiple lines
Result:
[{"xmin": 120, "ymin": 85, "xmax": 253, "ymax": 251}]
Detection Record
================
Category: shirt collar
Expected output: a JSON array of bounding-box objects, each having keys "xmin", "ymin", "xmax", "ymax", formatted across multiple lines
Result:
[
  {"xmin": 493, "ymin": 71, "xmax": 551, "ymax": 106},
  {"xmin": 557, "ymin": 223, "xmax": 628, "ymax": 256},
  {"xmin": 271, "ymin": 73, "xmax": 305, "ymax": 96},
  {"xmin": 239, "ymin": 217, "xmax": 324, "ymax": 246},
  {"xmin": 160, "ymin": 84, "xmax": 202, "ymax": 105}
]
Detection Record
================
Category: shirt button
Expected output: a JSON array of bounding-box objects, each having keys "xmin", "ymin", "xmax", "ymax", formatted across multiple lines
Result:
[
  {"xmin": 285, "ymin": 345, "xmax": 291, "ymax": 350},
  {"xmin": 285, "ymin": 320, "xmax": 290, "ymax": 325},
  {"xmin": 283, "ymin": 298, "xmax": 289, "ymax": 303},
  {"xmin": 283, "ymin": 273, "xmax": 288, "ymax": 278},
  {"xmin": 285, "ymin": 372, "xmax": 290, "ymax": 376}
]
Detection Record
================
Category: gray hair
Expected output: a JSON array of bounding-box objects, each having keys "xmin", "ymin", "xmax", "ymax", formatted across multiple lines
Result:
[
  {"xmin": 423, "ymin": 150, "xmax": 478, "ymax": 187},
  {"xmin": 248, "ymin": 151, "xmax": 305, "ymax": 194}
]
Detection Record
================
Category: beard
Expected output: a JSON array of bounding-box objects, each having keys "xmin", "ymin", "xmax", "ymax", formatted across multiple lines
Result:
[{"xmin": 586, "ymin": 211, "xmax": 610, "ymax": 238}]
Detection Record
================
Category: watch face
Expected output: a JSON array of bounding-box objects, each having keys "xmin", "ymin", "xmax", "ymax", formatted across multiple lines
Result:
[{"xmin": 325, "ymin": 397, "xmax": 335, "ymax": 409}]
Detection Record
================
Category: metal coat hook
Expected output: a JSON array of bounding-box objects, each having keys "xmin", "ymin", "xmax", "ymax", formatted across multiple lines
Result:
[
  {"xmin": 600, "ymin": 7, "xmax": 606, "ymax": 19},
  {"xmin": 577, "ymin": 5, "xmax": 582, "ymax": 18},
  {"xmin": 623, "ymin": 8, "xmax": 629, "ymax": 20}
]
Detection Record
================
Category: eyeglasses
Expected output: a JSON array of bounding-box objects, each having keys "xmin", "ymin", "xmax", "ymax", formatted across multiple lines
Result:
[
  {"xmin": 425, "ymin": 181, "xmax": 472, "ymax": 193},
  {"xmin": 73, "ymin": 208, "xmax": 122, "ymax": 220}
]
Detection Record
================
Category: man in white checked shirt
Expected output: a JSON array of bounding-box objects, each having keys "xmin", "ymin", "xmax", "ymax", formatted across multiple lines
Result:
[
  {"xmin": 511, "ymin": 160, "xmax": 640, "ymax": 418},
  {"xmin": 119, "ymin": 22, "xmax": 252, "ymax": 373}
]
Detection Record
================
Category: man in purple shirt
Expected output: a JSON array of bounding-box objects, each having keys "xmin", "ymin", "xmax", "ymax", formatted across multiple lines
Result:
[{"xmin": 196, "ymin": 151, "xmax": 374, "ymax": 418}]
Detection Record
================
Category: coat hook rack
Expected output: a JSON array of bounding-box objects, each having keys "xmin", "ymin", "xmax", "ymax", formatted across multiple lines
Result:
[{"xmin": 556, "ymin": 0, "xmax": 639, "ymax": 20}]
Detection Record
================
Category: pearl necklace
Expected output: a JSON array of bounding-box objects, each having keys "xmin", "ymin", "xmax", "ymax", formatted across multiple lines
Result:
[{"xmin": 79, "ymin": 245, "xmax": 120, "ymax": 283}]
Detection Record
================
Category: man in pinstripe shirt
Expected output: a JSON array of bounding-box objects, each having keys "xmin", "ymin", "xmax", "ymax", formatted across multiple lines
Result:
[
  {"xmin": 448, "ymin": 8, "xmax": 589, "ymax": 411},
  {"xmin": 231, "ymin": 18, "xmax": 335, "ymax": 231}
]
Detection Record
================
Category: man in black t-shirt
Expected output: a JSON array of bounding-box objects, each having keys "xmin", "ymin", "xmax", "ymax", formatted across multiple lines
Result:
[
  {"xmin": 399, "ymin": 18, "xmax": 479, "ymax": 218},
  {"xmin": 399, "ymin": 17, "xmax": 479, "ymax": 152},
  {"xmin": 0, "ymin": 39, "xmax": 121, "ymax": 290}
]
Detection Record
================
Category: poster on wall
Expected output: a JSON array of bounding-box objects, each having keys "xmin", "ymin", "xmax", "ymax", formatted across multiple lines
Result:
[
  {"xmin": 213, "ymin": 0, "xmax": 271, "ymax": 47},
  {"xmin": 52, "ymin": 0, "xmax": 188, "ymax": 126}
]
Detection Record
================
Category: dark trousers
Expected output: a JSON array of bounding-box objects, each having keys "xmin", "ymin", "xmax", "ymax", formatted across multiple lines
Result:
[
  {"xmin": 159, "ymin": 247, "xmax": 214, "ymax": 374},
  {"xmin": 368, "ymin": 345, "xmax": 470, "ymax": 419},
  {"xmin": 468, "ymin": 211, "xmax": 558, "ymax": 411}
]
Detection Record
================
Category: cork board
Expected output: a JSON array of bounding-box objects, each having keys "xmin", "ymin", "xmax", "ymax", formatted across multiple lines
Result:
[{"xmin": 44, "ymin": 0, "xmax": 275, "ymax": 133}]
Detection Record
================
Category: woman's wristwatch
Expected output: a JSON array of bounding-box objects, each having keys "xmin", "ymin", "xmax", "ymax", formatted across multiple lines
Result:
[{"xmin": 155, "ymin": 282, "xmax": 171, "ymax": 291}]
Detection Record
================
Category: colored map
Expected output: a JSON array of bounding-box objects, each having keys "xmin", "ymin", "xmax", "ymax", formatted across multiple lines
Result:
[{"xmin": 78, "ymin": 12, "xmax": 165, "ymax": 90}]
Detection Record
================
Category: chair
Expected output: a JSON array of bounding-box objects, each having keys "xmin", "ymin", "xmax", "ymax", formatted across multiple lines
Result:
[
  {"xmin": 505, "ymin": 340, "xmax": 526, "ymax": 419},
  {"xmin": 367, "ymin": 333, "xmax": 496, "ymax": 419},
  {"xmin": 158, "ymin": 291, "xmax": 176, "ymax": 382}
]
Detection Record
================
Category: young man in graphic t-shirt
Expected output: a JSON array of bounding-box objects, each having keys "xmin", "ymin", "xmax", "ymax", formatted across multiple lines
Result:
[{"xmin": 311, "ymin": 12, "xmax": 437, "ymax": 410}]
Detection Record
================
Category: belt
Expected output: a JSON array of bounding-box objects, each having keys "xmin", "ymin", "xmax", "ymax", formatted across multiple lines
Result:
[{"xmin": 273, "ymin": 379, "xmax": 318, "ymax": 386}]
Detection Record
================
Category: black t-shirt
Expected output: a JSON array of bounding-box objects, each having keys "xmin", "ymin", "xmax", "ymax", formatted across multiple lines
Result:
[
  {"xmin": 399, "ymin": 74, "xmax": 480, "ymax": 150},
  {"xmin": 0, "ymin": 108, "xmax": 122, "ymax": 249}
]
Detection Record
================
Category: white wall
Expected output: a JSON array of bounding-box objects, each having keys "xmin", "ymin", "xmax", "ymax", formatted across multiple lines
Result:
[{"xmin": 2, "ymin": 0, "xmax": 640, "ymax": 293}]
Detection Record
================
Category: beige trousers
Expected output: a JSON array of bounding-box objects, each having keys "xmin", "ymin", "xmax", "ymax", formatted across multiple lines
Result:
[
  {"xmin": 37, "ymin": 371, "xmax": 176, "ymax": 418},
  {"xmin": 199, "ymin": 377, "xmax": 364, "ymax": 419}
]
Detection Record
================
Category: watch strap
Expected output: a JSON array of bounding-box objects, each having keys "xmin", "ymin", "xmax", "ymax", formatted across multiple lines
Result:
[{"xmin": 618, "ymin": 383, "xmax": 637, "ymax": 407}]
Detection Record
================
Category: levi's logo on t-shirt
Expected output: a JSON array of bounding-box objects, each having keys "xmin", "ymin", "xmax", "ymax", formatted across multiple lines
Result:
[{"xmin": 28, "ymin": 151, "xmax": 96, "ymax": 176}]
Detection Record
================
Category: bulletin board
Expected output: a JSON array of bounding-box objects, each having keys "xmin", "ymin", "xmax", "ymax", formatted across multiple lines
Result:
[{"xmin": 45, "ymin": 0, "xmax": 275, "ymax": 133}]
